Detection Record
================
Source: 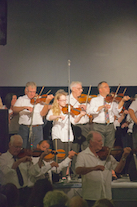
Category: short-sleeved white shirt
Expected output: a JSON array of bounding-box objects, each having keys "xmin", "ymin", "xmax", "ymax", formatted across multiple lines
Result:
[
  {"xmin": 14, "ymin": 95, "xmax": 44, "ymax": 125},
  {"xmin": 75, "ymin": 147, "xmax": 118, "ymax": 200}
]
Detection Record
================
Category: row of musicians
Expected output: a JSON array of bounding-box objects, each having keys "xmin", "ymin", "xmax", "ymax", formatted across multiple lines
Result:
[{"xmin": 0, "ymin": 81, "xmax": 136, "ymax": 151}]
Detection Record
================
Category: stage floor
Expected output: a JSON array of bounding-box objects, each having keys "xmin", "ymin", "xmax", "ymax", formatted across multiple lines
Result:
[{"xmin": 54, "ymin": 177, "xmax": 137, "ymax": 207}]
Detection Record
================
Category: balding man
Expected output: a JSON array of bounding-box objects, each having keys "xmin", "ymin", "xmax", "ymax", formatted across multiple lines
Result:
[{"xmin": 75, "ymin": 131, "xmax": 131, "ymax": 207}]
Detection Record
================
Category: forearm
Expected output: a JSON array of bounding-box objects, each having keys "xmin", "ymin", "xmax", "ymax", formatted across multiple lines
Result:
[
  {"xmin": 129, "ymin": 109, "xmax": 137, "ymax": 124},
  {"xmin": 115, "ymin": 157, "xmax": 127, "ymax": 173},
  {"xmin": 74, "ymin": 114, "xmax": 83, "ymax": 123},
  {"xmin": 40, "ymin": 105, "xmax": 49, "ymax": 117},
  {"xmin": 75, "ymin": 166, "xmax": 95, "ymax": 175},
  {"xmin": 13, "ymin": 106, "xmax": 27, "ymax": 113}
]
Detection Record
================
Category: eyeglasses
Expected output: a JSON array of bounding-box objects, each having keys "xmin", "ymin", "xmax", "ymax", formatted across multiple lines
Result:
[
  {"xmin": 59, "ymin": 99, "xmax": 66, "ymax": 102},
  {"xmin": 28, "ymin": 90, "xmax": 36, "ymax": 93},
  {"xmin": 75, "ymin": 87, "xmax": 83, "ymax": 91}
]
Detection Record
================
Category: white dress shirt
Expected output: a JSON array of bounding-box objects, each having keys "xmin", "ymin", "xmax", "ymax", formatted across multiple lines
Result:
[
  {"xmin": 67, "ymin": 93, "xmax": 89, "ymax": 124},
  {"xmin": 29, "ymin": 156, "xmax": 71, "ymax": 185},
  {"xmin": 14, "ymin": 95, "xmax": 44, "ymax": 125},
  {"xmin": 88, "ymin": 94, "xmax": 121, "ymax": 124},
  {"xmin": 0, "ymin": 151, "xmax": 41, "ymax": 189},
  {"xmin": 46, "ymin": 110, "xmax": 76, "ymax": 142}
]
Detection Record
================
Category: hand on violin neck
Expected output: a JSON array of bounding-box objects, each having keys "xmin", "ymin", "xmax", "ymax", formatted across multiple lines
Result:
[
  {"xmin": 122, "ymin": 96, "xmax": 130, "ymax": 102},
  {"xmin": 50, "ymin": 161, "xmax": 59, "ymax": 168},
  {"xmin": 59, "ymin": 114, "xmax": 65, "ymax": 120},
  {"xmin": 79, "ymin": 110, "xmax": 86, "ymax": 117},
  {"xmin": 45, "ymin": 94, "xmax": 54, "ymax": 104},
  {"xmin": 93, "ymin": 165, "xmax": 105, "ymax": 171},
  {"xmin": 122, "ymin": 147, "xmax": 131, "ymax": 159},
  {"xmin": 68, "ymin": 150, "xmax": 77, "ymax": 159}
]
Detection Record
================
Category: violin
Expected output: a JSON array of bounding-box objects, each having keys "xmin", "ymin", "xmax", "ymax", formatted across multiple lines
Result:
[
  {"xmin": 78, "ymin": 94, "xmax": 97, "ymax": 104},
  {"xmin": 44, "ymin": 149, "xmax": 66, "ymax": 161},
  {"xmin": 97, "ymin": 146, "xmax": 123, "ymax": 160},
  {"xmin": 62, "ymin": 104, "xmax": 92, "ymax": 118},
  {"xmin": 17, "ymin": 148, "xmax": 66, "ymax": 161},
  {"xmin": 17, "ymin": 148, "xmax": 44, "ymax": 158},
  {"xmin": 30, "ymin": 94, "xmax": 49, "ymax": 105}
]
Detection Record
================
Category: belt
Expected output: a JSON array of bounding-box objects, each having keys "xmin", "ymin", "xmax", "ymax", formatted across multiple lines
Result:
[
  {"xmin": 94, "ymin": 122, "xmax": 113, "ymax": 125},
  {"xmin": 21, "ymin": 124, "xmax": 41, "ymax": 127}
]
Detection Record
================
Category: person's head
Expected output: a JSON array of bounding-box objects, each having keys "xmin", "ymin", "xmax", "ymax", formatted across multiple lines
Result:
[
  {"xmin": 70, "ymin": 81, "xmax": 83, "ymax": 98},
  {"xmin": 0, "ymin": 193, "xmax": 8, "ymax": 207},
  {"xmin": 0, "ymin": 183, "xmax": 19, "ymax": 207},
  {"xmin": 98, "ymin": 81, "xmax": 110, "ymax": 97},
  {"xmin": 25, "ymin": 82, "xmax": 37, "ymax": 99},
  {"xmin": 87, "ymin": 131, "xmax": 103, "ymax": 152},
  {"xmin": 37, "ymin": 140, "xmax": 50, "ymax": 151},
  {"xmin": 8, "ymin": 135, "xmax": 23, "ymax": 156},
  {"xmin": 51, "ymin": 90, "xmax": 67, "ymax": 116},
  {"xmin": 70, "ymin": 196, "xmax": 88, "ymax": 207},
  {"xmin": 43, "ymin": 190, "xmax": 70, "ymax": 207},
  {"xmin": 27, "ymin": 178, "xmax": 53, "ymax": 207},
  {"xmin": 4, "ymin": 93, "xmax": 17, "ymax": 109},
  {"xmin": 92, "ymin": 198, "xmax": 114, "ymax": 207}
]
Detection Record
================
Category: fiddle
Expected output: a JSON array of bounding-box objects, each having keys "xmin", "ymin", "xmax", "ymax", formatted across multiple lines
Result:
[
  {"xmin": 97, "ymin": 146, "xmax": 123, "ymax": 160},
  {"xmin": 44, "ymin": 149, "xmax": 66, "ymax": 162},
  {"xmin": 78, "ymin": 94, "xmax": 97, "ymax": 104},
  {"xmin": 30, "ymin": 94, "xmax": 49, "ymax": 105},
  {"xmin": 17, "ymin": 148, "xmax": 44, "ymax": 158},
  {"xmin": 62, "ymin": 104, "xmax": 92, "ymax": 118},
  {"xmin": 17, "ymin": 148, "xmax": 66, "ymax": 161}
]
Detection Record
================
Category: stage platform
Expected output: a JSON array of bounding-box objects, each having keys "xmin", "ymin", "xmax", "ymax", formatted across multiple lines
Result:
[{"xmin": 54, "ymin": 177, "xmax": 137, "ymax": 207}]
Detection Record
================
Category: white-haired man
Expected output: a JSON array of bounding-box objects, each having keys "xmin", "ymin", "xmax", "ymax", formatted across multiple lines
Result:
[{"xmin": 13, "ymin": 82, "xmax": 54, "ymax": 148}]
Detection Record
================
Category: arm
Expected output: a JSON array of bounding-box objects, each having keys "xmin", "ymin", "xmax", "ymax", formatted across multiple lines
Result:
[
  {"xmin": 115, "ymin": 147, "xmax": 131, "ymax": 173},
  {"xmin": 13, "ymin": 106, "xmax": 33, "ymax": 113},
  {"xmin": 75, "ymin": 165, "xmax": 105, "ymax": 175},
  {"xmin": 118, "ymin": 96, "xmax": 130, "ymax": 109},
  {"xmin": 40, "ymin": 95, "xmax": 54, "ymax": 117},
  {"xmin": 74, "ymin": 111, "xmax": 86, "ymax": 123},
  {"xmin": 129, "ymin": 108, "xmax": 137, "ymax": 125}
]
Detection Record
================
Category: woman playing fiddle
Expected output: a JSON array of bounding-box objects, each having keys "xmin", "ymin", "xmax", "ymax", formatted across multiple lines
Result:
[{"xmin": 46, "ymin": 89, "xmax": 86, "ymax": 179}]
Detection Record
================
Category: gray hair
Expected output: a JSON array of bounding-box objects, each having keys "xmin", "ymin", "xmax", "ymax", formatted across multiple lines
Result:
[
  {"xmin": 97, "ymin": 81, "xmax": 107, "ymax": 91},
  {"xmin": 10, "ymin": 135, "xmax": 23, "ymax": 145},
  {"xmin": 86, "ymin": 131, "xmax": 102, "ymax": 144},
  {"xmin": 43, "ymin": 190, "xmax": 70, "ymax": 207},
  {"xmin": 25, "ymin": 82, "xmax": 37, "ymax": 91},
  {"xmin": 70, "ymin": 81, "xmax": 82, "ymax": 90}
]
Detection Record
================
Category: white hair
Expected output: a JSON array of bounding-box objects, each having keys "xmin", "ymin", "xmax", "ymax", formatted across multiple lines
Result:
[
  {"xmin": 70, "ymin": 81, "xmax": 82, "ymax": 90},
  {"xmin": 10, "ymin": 135, "xmax": 23, "ymax": 145}
]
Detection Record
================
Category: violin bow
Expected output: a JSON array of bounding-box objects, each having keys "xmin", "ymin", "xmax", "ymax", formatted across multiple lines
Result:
[
  {"xmin": 111, "ymin": 84, "xmax": 121, "ymax": 103},
  {"xmin": 123, "ymin": 88, "xmax": 127, "ymax": 95},
  {"xmin": 104, "ymin": 139, "xmax": 116, "ymax": 167},
  {"xmin": 85, "ymin": 85, "xmax": 92, "ymax": 106}
]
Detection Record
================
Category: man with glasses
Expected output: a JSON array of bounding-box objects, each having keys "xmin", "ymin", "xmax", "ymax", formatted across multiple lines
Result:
[
  {"xmin": 13, "ymin": 82, "xmax": 54, "ymax": 148},
  {"xmin": 67, "ymin": 81, "xmax": 92, "ymax": 177},
  {"xmin": 0, "ymin": 134, "xmax": 43, "ymax": 206}
]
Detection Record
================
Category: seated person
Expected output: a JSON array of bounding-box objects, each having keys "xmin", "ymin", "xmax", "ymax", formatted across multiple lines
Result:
[
  {"xmin": 0, "ymin": 134, "xmax": 45, "ymax": 206},
  {"xmin": 29, "ymin": 140, "xmax": 76, "ymax": 185}
]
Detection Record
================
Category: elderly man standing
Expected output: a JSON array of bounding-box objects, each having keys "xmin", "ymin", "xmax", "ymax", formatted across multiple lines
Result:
[
  {"xmin": 75, "ymin": 131, "xmax": 131, "ymax": 207},
  {"xmin": 0, "ymin": 134, "xmax": 43, "ymax": 206},
  {"xmin": 13, "ymin": 82, "xmax": 54, "ymax": 148}
]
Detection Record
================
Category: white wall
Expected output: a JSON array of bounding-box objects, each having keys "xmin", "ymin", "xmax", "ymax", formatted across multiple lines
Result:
[{"xmin": 0, "ymin": 0, "xmax": 137, "ymax": 87}]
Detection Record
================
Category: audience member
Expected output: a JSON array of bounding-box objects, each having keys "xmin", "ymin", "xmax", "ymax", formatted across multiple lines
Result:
[
  {"xmin": 92, "ymin": 198, "xmax": 114, "ymax": 207},
  {"xmin": 0, "ymin": 183, "xmax": 19, "ymax": 207},
  {"xmin": 27, "ymin": 178, "xmax": 53, "ymax": 207},
  {"xmin": 70, "ymin": 196, "xmax": 88, "ymax": 207},
  {"xmin": 43, "ymin": 190, "xmax": 70, "ymax": 207},
  {"xmin": 0, "ymin": 193, "xmax": 8, "ymax": 207}
]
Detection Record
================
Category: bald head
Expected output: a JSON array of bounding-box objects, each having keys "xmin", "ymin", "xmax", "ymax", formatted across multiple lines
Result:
[{"xmin": 70, "ymin": 196, "xmax": 88, "ymax": 207}]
